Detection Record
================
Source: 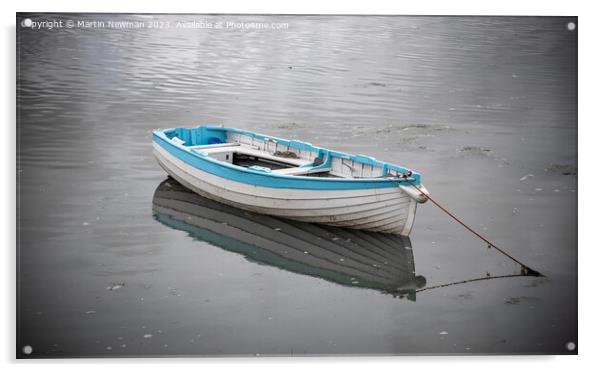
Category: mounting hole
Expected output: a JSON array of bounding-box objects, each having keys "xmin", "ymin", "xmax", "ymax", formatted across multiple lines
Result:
[
  {"xmin": 22, "ymin": 345, "xmax": 33, "ymax": 355},
  {"xmin": 567, "ymin": 22, "xmax": 576, "ymax": 31},
  {"xmin": 566, "ymin": 341, "xmax": 576, "ymax": 351}
]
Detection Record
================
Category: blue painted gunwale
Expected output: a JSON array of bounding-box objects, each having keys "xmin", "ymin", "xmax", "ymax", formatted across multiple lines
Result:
[{"xmin": 152, "ymin": 125, "xmax": 422, "ymax": 190}]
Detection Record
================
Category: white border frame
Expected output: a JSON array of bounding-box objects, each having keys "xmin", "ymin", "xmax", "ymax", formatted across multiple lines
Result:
[{"xmin": 3, "ymin": 1, "xmax": 594, "ymax": 371}]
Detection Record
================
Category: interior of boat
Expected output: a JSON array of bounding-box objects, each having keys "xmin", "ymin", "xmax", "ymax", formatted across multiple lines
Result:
[
  {"xmin": 188, "ymin": 141, "xmax": 337, "ymax": 178},
  {"xmin": 164, "ymin": 126, "xmax": 413, "ymax": 180}
]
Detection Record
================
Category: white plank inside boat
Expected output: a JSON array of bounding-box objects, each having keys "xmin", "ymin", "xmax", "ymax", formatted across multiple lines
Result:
[
  {"xmin": 189, "ymin": 142, "xmax": 240, "ymax": 150},
  {"xmin": 199, "ymin": 145, "xmax": 309, "ymax": 166},
  {"xmin": 198, "ymin": 145, "xmax": 243, "ymax": 154},
  {"xmin": 272, "ymin": 166, "xmax": 332, "ymax": 176}
]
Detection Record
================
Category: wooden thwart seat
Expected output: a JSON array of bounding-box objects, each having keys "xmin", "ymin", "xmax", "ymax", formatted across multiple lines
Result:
[
  {"xmin": 189, "ymin": 142, "xmax": 240, "ymax": 150},
  {"xmin": 197, "ymin": 145, "xmax": 244, "ymax": 155},
  {"xmin": 272, "ymin": 166, "xmax": 331, "ymax": 176},
  {"xmin": 193, "ymin": 144, "xmax": 309, "ymax": 167},
  {"xmin": 187, "ymin": 142, "xmax": 335, "ymax": 177}
]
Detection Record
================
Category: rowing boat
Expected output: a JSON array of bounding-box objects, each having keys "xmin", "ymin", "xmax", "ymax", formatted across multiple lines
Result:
[
  {"xmin": 152, "ymin": 125, "xmax": 429, "ymax": 235},
  {"xmin": 152, "ymin": 179, "xmax": 426, "ymax": 300}
]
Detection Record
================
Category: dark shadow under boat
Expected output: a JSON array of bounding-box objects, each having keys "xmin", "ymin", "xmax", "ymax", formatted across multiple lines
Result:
[{"xmin": 152, "ymin": 178, "xmax": 427, "ymax": 300}]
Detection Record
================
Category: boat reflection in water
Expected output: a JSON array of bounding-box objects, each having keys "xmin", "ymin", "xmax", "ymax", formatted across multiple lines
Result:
[{"xmin": 152, "ymin": 178, "xmax": 426, "ymax": 300}]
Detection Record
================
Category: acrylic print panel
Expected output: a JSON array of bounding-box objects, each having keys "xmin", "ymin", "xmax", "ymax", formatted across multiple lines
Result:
[{"xmin": 16, "ymin": 13, "xmax": 577, "ymax": 357}]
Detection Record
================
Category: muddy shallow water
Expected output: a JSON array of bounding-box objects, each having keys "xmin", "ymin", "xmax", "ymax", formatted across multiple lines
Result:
[{"xmin": 17, "ymin": 14, "xmax": 577, "ymax": 356}]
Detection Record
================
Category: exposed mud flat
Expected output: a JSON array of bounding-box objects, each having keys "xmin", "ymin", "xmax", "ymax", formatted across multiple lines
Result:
[{"xmin": 545, "ymin": 163, "xmax": 577, "ymax": 176}]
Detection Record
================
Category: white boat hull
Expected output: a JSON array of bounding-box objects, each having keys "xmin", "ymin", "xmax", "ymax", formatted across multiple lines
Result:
[{"xmin": 153, "ymin": 143, "xmax": 418, "ymax": 235}]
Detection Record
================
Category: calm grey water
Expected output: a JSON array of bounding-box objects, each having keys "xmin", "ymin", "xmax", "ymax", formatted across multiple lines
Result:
[{"xmin": 17, "ymin": 14, "xmax": 577, "ymax": 357}]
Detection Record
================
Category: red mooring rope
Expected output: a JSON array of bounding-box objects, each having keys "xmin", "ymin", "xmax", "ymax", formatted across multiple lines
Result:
[
  {"xmin": 416, "ymin": 273, "xmax": 526, "ymax": 292},
  {"xmin": 403, "ymin": 176, "xmax": 543, "ymax": 277}
]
